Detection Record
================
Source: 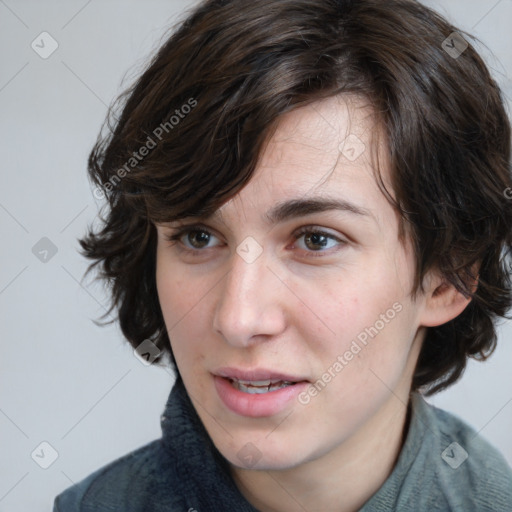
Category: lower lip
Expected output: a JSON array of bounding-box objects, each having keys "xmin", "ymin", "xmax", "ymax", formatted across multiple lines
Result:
[{"xmin": 213, "ymin": 375, "xmax": 309, "ymax": 418}]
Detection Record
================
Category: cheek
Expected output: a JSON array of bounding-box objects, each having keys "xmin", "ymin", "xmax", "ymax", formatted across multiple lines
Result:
[
  {"xmin": 156, "ymin": 254, "xmax": 209, "ymax": 356},
  {"xmin": 309, "ymin": 262, "xmax": 414, "ymax": 376},
  {"xmin": 319, "ymin": 270, "xmax": 397, "ymax": 335}
]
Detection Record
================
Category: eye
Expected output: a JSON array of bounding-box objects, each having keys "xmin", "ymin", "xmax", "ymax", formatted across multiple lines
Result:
[
  {"xmin": 163, "ymin": 224, "xmax": 347, "ymax": 258},
  {"xmin": 164, "ymin": 225, "xmax": 222, "ymax": 251},
  {"xmin": 292, "ymin": 226, "xmax": 346, "ymax": 254}
]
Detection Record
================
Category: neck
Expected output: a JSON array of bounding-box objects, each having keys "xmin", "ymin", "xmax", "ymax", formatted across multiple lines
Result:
[{"xmin": 229, "ymin": 391, "xmax": 412, "ymax": 512}]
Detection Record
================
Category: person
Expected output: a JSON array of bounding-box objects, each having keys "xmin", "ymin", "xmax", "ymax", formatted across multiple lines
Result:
[{"xmin": 53, "ymin": 0, "xmax": 512, "ymax": 510}]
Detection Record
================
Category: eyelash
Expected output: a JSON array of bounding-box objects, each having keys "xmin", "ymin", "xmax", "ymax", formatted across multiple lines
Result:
[{"xmin": 163, "ymin": 224, "xmax": 346, "ymax": 258}]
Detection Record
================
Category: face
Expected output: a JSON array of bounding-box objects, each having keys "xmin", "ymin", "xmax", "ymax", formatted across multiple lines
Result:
[{"xmin": 155, "ymin": 95, "xmax": 429, "ymax": 472}]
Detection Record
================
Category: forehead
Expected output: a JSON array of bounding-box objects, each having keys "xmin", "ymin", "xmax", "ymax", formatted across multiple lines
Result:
[
  {"xmin": 215, "ymin": 95, "xmax": 392, "ymax": 224},
  {"xmin": 266, "ymin": 95, "xmax": 375, "ymax": 159}
]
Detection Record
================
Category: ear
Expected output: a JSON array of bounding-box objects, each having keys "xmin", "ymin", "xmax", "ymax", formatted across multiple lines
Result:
[{"xmin": 419, "ymin": 264, "xmax": 479, "ymax": 328}]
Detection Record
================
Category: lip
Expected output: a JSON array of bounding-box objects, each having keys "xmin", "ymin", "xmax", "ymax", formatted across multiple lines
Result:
[
  {"xmin": 214, "ymin": 367, "xmax": 309, "ymax": 383},
  {"xmin": 212, "ymin": 368, "xmax": 310, "ymax": 418}
]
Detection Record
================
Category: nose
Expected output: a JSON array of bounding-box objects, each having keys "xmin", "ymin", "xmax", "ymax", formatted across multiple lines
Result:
[{"xmin": 212, "ymin": 249, "xmax": 287, "ymax": 348}]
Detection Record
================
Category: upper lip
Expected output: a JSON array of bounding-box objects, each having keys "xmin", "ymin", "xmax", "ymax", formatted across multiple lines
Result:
[{"xmin": 213, "ymin": 367, "xmax": 309, "ymax": 383}]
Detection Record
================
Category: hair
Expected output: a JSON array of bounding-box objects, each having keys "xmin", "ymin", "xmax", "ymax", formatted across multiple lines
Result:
[{"xmin": 79, "ymin": 0, "xmax": 512, "ymax": 395}]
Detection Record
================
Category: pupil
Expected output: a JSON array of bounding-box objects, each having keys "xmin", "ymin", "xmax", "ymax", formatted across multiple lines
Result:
[
  {"xmin": 306, "ymin": 233, "xmax": 327, "ymax": 250},
  {"xmin": 190, "ymin": 231, "xmax": 209, "ymax": 248}
]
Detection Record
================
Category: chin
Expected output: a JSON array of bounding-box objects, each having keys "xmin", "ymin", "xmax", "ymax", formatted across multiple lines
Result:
[
  {"xmin": 226, "ymin": 451, "xmax": 304, "ymax": 472},
  {"xmin": 216, "ymin": 433, "xmax": 317, "ymax": 472}
]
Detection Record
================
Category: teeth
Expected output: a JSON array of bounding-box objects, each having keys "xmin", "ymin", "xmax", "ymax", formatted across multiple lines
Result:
[
  {"xmin": 237, "ymin": 379, "xmax": 274, "ymax": 386},
  {"xmin": 231, "ymin": 379, "xmax": 295, "ymax": 394}
]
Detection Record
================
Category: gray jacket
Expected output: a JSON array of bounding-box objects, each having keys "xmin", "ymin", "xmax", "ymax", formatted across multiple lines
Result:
[{"xmin": 54, "ymin": 377, "xmax": 512, "ymax": 511}]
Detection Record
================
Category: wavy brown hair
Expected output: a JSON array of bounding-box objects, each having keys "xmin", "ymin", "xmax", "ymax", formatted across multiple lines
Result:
[{"xmin": 80, "ymin": 0, "xmax": 512, "ymax": 395}]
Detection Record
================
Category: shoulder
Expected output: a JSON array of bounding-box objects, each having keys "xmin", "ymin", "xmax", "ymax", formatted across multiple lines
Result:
[
  {"xmin": 422, "ymin": 397, "xmax": 512, "ymax": 511},
  {"xmin": 53, "ymin": 439, "xmax": 184, "ymax": 512}
]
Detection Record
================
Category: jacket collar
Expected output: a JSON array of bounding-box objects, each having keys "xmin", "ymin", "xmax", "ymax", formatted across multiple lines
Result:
[
  {"xmin": 160, "ymin": 376, "xmax": 430, "ymax": 511},
  {"xmin": 160, "ymin": 376, "xmax": 259, "ymax": 511}
]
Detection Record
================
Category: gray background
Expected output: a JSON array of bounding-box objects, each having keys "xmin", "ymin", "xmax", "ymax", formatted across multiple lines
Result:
[{"xmin": 0, "ymin": 1, "xmax": 511, "ymax": 510}]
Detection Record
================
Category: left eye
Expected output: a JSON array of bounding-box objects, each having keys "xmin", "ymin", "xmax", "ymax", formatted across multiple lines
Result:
[{"xmin": 293, "ymin": 229, "xmax": 343, "ymax": 252}]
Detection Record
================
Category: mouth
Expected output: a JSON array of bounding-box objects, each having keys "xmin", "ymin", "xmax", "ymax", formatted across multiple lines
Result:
[
  {"xmin": 212, "ymin": 367, "xmax": 310, "ymax": 417},
  {"xmin": 213, "ymin": 367, "xmax": 309, "ymax": 392},
  {"xmin": 227, "ymin": 378, "xmax": 300, "ymax": 394}
]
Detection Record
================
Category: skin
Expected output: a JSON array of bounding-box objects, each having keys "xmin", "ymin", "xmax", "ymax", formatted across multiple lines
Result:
[{"xmin": 155, "ymin": 95, "xmax": 472, "ymax": 512}]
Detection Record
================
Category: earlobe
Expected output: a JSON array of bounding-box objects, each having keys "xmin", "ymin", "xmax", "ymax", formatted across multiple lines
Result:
[{"xmin": 419, "ymin": 268, "xmax": 478, "ymax": 328}]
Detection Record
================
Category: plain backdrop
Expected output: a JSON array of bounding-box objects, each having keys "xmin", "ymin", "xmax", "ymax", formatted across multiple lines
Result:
[{"xmin": 0, "ymin": 1, "xmax": 511, "ymax": 511}]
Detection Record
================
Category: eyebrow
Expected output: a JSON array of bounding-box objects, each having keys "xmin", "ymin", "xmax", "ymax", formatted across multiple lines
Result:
[
  {"xmin": 198, "ymin": 196, "xmax": 377, "ymax": 226},
  {"xmin": 261, "ymin": 197, "xmax": 376, "ymax": 225}
]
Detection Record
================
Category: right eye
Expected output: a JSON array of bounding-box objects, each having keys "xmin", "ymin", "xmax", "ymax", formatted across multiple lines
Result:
[{"xmin": 164, "ymin": 224, "xmax": 223, "ymax": 252}]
